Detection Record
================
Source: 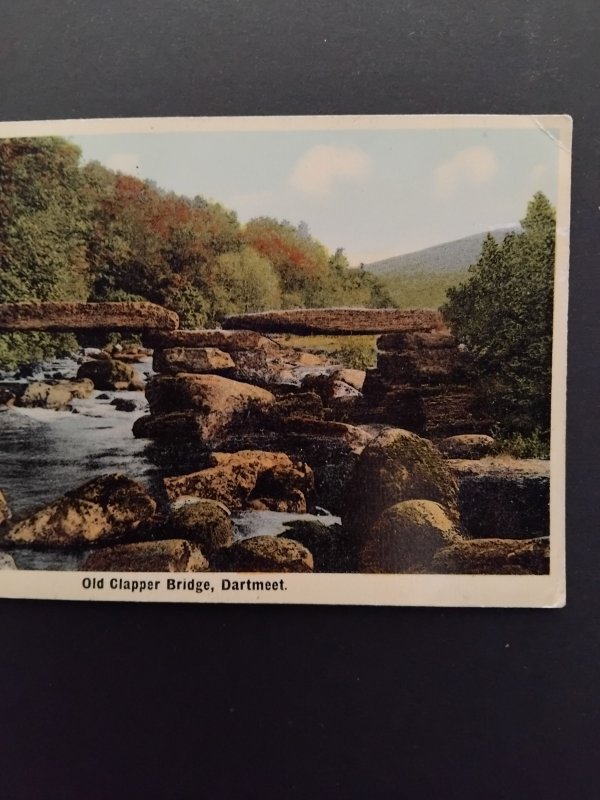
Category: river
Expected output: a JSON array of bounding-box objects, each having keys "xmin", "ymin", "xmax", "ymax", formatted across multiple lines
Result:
[{"xmin": 0, "ymin": 355, "xmax": 339, "ymax": 569}]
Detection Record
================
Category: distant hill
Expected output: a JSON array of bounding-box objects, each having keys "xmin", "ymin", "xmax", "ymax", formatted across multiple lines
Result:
[{"xmin": 363, "ymin": 226, "xmax": 521, "ymax": 277}]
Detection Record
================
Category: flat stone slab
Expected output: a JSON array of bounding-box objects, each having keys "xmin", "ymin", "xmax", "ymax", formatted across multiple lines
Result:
[
  {"xmin": 0, "ymin": 302, "xmax": 179, "ymax": 332},
  {"xmin": 144, "ymin": 328, "xmax": 274, "ymax": 350},
  {"xmin": 222, "ymin": 308, "xmax": 444, "ymax": 335}
]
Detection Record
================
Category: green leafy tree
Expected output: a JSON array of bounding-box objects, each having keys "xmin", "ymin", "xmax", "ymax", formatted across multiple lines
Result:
[
  {"xmin": 442, "ymin": 192, "xmax": 556, "ymax": 445},
  {"xmin": 0, "ymin": 137, "xmax": 91, "ymax": 367},
  {"xmin": 204, "ymin": 246, "xmax": 282, "ymax": 322}
]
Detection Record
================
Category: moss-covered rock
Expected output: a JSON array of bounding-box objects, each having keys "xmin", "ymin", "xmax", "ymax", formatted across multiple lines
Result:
[
  {"xmin": 280, "ymin": 520, "xmax": 350, "ymax": 572},
  {"xmin": 359, "ymin": 499, "xmax": 462, "ymax": 573},
  {"xmin": 82, "ymin": 539, "xmax": 209, "ymax": 572},
  {"xmin": 343, "ymin": 428, "xmax": 459, "ymax": 539},
  {"xmin": 212, "ymin": 536, "xmax": 313, "ymax": 572},
  {"xmin": 431, "ymin": 536, "xmax": 550, "ymax": 574},
  {"xmin": 4, "ymin": 473, "xmax": 156, "ymax": 548},
  {"xmin": 169, "ymin": 499, "xmax": 234, "ymax": 554}
]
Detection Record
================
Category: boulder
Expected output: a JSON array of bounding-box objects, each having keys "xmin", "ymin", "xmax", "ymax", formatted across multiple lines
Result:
[
  {"xmin": 301, "ymin": 373, "xmax": 362, "ymax": 404},
  {"xmin": 5, "ymin": 473, "xmax": 157, "ymax": 548},
  {"xmin": 343, "ymin": 428, "xmax": 459, "ymax": 536},
  {"xmin": 219, "ymin": 420, "xmax": 375, "ymax": 515},
  {"xmin": 431, "ymin": 536, "xmax": 550, "ymax": 574},
  {"xmin": 169, "ymin": 499, "xmax": 234, "ymax": 553},
  {"xmin": 228, "ymin": 348, "xmax": 279, "ymax": 386},
  {"xmin": 359, "ymin": 499, "xmax": 463, "ymax": 573},
  {"xmin": 280, "ymin": 520, "xmax": 349, "ymax": 572},
  {"xmin": 82, "ymin": 539, "xmax": 209, "ymax": 572},
  {"xmin": 212, "ymin": 536, "xmax": 313, "ymax": 572},
  {"xmin": 128, "ymin": 376, "xmax": 146, "ymax": 392},
  {"xmin": 110, "ymin": 398, "xmax": 139, "ymax": 412},
  {"xmin": 332, "ymin": 369, "xmax": 366, "ymax": 391},
  {"xmin": 77, "ymin": 359, "xmax": 136, "ymax": 391},
  {"xmin": 18, "ymin": 381, "xmax": 75, "ymax": 411},
  {"xmin": 449, "ymin": 457, "xmax": 550, "ymax": 539},
  {"xmin": 152, "ymin": 347, "xmax": 235, "ymax": 375},
  {"xmin": 0, "ymin": 553, "xmax": 17, "ymax": 570},
  {"xmin": 0, "ymin": 490, "xmax": 10, "ymax": 527},
  {"xmin": 269, "ymin": 392, "xmax": 324, "ymax": 423},
  {"xmin": 133, "ymin": 411, "xmax": 215, "ymax": 444},
  {"xmin": 0, "ymin": 301, "xmax": 179, "ymax": 332},
  {"xmin": 66, "ymin": 378, "xmax": 95, "ymax": 399},
  {"xmin": 0, "ymin": 387, "xmax": 16, "ymax": 408},
  {"xmin": 144, "ymin": 374, "xmax": 275, "ymax": 444},
  {"xmin": 164, "ymin": 450, "xmax": 314, "ymax": 512},
  {"xmin": 438, "ymin": 434, "xmax": 496, "ymax": 459},
  {"xmin": 146, "ymin": 373, "xmax": 274, "ymax": 414}
]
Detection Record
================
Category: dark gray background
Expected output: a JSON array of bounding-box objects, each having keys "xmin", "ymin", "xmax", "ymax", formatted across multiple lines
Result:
[{"xmin": 0, "ymin": 2, "xmax": 598, "ymax": 798}]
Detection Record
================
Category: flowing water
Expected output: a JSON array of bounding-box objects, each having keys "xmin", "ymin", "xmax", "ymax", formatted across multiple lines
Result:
[{"xmin": 0, "ymin": 355, "xmax": 340, "ymax": 570}]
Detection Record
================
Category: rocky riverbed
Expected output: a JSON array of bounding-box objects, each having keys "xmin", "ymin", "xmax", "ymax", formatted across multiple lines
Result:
[{"xmin": 0, "ymin": 325, "xmax": 551, "ymax": 576}]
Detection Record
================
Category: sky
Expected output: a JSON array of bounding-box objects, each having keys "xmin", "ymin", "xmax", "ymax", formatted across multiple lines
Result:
[{"xmin": 69, "ymin": 124, "xmax": 561, "ymax": 265}]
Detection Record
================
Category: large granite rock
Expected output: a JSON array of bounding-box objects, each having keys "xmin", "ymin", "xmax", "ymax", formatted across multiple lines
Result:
[
  {"xmin": 146, "ymin": 373, "xmax": 274, "ymax": 415},
  {"xmin": 431, "ymin": 536, "xmax": 550, "ymax": 574},
  {"xmin": 0, "ymin": 301, "xmax": 179, "ymax": 332},
  {"xmin": 164, "ymin": 450, "xmax": 314, "ymax": 512},
  {"xmin": 343, "ymin": 428, "xmax": 459, "ymax": 537},
  {"xmin": 77, "ymin": 359, "xmax": 136, "ymax": 391},
  {"xmin": 82, "ymin": 539, "xmax": 209, "ymax": 572},
  {"xmin": 152, "ymin": 347, "xmax": 235, "ymax": 375},
  {"xmin": 141, "ymin": 375, "xmax": 275, "ymax": 447},
  {"xmin": 221, "ymin": 419, "xmax": 376, "ymax": 514},
  {"xmin": 449, "ymin": 457, "xmax": 550, "ymax": 539},
  {"xmin": 279, "ymin": 520, "xmax": 349, "ymax": 573},
  {"xmin": 168, "ymin": 499, "xmax": 234, "ymax": 554},
  {"xmin": 4, "ymin": 474, "xmax": 157, "ymax": 548},
  {"xmin": 18, "ymin": 378, "xmax": 95, "ymax": 410},
  {"xmin": 359, "ymin": 499, "xmax": 463, "ymax": 573},
  {"xmin": 212, "ymin": 536, "xmax": 314, "ymax": 572},
  {"xmin": 301, "ymin": 372, "xmax": 363, "ymax": 405}
]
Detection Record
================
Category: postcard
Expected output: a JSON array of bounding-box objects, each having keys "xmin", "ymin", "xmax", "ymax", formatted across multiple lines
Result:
[{"xmin": 0, "ymin": 115, "xmax": 570, "ymax": 606}]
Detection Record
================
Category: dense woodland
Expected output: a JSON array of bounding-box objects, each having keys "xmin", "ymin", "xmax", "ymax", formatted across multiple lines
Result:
[
  {"xmin": 442, "ymin": 192, "xmax": 556, "ymax": 453},
  {"xmin": 0, "ymin": 137, "xmax": 393, "ymax": 368}
]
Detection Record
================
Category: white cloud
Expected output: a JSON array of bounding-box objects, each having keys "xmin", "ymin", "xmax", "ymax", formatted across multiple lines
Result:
[
  {"xmin": 106, "ymin": 153, "xmax": 140, "ymax": 174},
  {"xmin": 432, "ymin": 146, "xmax": 498, "ymax": 200},
  {"xmin": 289, "ymin": 145, "xmax": 371, "ymax": 196}
]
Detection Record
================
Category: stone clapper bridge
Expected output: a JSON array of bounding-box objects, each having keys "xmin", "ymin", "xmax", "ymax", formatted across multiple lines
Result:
[
  {"xmin": 0, "ymin": 302, "xmax": 550, "ymax": 574},
  {"xmin": 0, "ymin": 300, "xmax": 484, "ymax": 444}
]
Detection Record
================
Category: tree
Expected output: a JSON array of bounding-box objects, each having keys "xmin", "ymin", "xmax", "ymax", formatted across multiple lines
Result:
[
  {"xmin": 243, "ymin": 217, "xmax": 330, "ymax": 306},
  {"xmin": 206, "ymin": 246, "xmax": 282, "ymax": 321},
  {"xmin": 442, "ymin": 192, "xmax": 556, "ymax": 445},
  {"xmin": 0, "ymin": 137, "xmax": 91, "ymax": 367}
]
